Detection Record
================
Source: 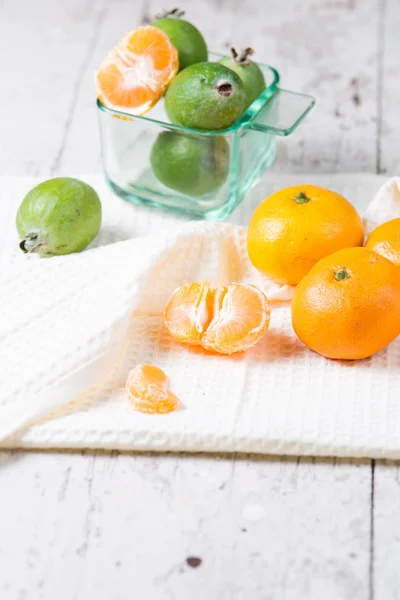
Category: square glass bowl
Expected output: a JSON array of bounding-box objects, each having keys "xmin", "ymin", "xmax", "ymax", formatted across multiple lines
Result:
[{"xmin": 97, "ymin": 54, "xmax": 315, "ymax": 220}]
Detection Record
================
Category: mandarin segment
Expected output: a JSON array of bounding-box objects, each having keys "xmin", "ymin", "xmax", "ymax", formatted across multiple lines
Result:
[
  {"xmin": 202, "ymin": 283, "xmax": 270, "ymax": 354},
  {"xmin": 96, "ymin": 49, "xmax": 157, "ymax": 113},
  {"xmin": 120, "ymin": 26, "xmax": 178, "ymax": 74},
  {"xmin": 164, "ymin": 281, "xmax": 214, "ymax": 345},
  {"xmin": 164, "ymin": 282, "xmax": 270, "ymax": 354},
  {"xmin": 95, "ymin": 26, "xmax": 178, "ymax": 115},
  {"xmin": 126, "ymin": 364, "xmax": 179, "ymax": 414}
]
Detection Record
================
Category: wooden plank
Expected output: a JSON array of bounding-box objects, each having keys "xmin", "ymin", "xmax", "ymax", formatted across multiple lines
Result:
[
  {"xmin": 372, "ymin": 2, "xmax": 400, "ymax": 596},
  {"xmin": 237, "ymin": 0, "xmax": 379, "ymax": 173},
  {"xmin": 374, "ymin": 460, "xmax": 400, "ymax": 600},
  {"xmin": 0, "ymin": 0, "xmax": 108, "ymax": 176},
  {"xmin": 0, "ymin": 0, "xmax": 377, "ymax": 598},
  {"xmin": 379, "ymin": 0, "xmax": 400, "ymax": 174},
  {"xmin": 0, "ymin": 452, "xmax": 371, "ymax": 600},
  {"xmin": 0, "ymin": 0, "xmax": 146, "ymax": 176},
  {"xmin": 1, "ymin": 0, "xmax": 379, "ymax": 176},
  {"xmin": 149, "ymin": 0, "xmax": 379, "ymax": 173},
  {"xmin": 56, "ymin": 0, "xmax": 148, "ymax": 173}
]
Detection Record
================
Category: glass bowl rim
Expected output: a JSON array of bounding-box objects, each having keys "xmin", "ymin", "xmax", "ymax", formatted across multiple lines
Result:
[{"xmin": 96, "ymin": 55, "xmax": 280, "ymax": 137}]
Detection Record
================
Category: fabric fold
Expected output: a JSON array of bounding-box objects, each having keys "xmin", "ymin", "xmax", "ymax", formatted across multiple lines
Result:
[{"xmin": 1, "ymin": 173, "xmax": 399, "ymax": 458}]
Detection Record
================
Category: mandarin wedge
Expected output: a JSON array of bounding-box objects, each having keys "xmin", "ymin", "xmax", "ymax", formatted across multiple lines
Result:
[
  {"xmin": 95, "ymin": 26, "xmax": 178, "ymax": 115},
  {"xmin": 164, "ymin": 282, "xmax": 270, "ymax": 354},
  {"xmin": 125, "ymin": 364, "xmax": 179, "ymax": 414},
  {"xmin": 202, "ymin": 283, "xmax": 270, "ymax": 354},
  {"xmin": 163, "ymin": 281, "xmax": 214, "ymax": 345}
]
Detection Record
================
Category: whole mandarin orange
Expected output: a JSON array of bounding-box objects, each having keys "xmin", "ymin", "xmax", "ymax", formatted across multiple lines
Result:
[
  {"xmin": 247, "ymin": 185, "xmax": 365, "ymax": 285},
  {"xmin": 365, "ymin": 218, "xmax": 400, "ymax": 267},
  {"xmin": 292, "ymin": 247, "xmax": 400, "ymax": 360}
]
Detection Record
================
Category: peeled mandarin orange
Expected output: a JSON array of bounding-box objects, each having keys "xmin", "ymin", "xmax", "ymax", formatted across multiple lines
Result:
[
  {"xmin": 365, "ymin": 218, "xmax": 400, "ymax": 267},
  {"xmin": 202, "ymin": 283, "xmax": 270, "ymax": 354},
  {"xmin": 247, "ymin": 185, "xmax": 365, "ymax": 285},
  {"xmin": 125, "ymin": 364, "xmax": 179, "ymax": 414},
  {"xmin": 95, "ymin": 26, "xmax": 178, "ymax": 115},
  {"xmin": 164, "ymin": 282, "xmax": 270, "ymax": 354},
  {"xmin": 292, "ymin": 247, "xmax": 400, "ymax": 360},
  {"xmin": 163, "ymin": 281, "xmax": 214, "ymax": 345}
]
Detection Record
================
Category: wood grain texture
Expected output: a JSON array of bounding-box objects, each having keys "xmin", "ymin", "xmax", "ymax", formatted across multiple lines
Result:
[
  {"xmin": 379, "ymin": 0, "xmax": 400, "ymax": 174},
  {"xmin": 1, "ymin": 0, "xmax": 393, "ymax": 176},
  {"xmin": 0, "ymin": 452, "xmax": 371, "ymax": 600},
  {"xmin": 374, "ymin": 460, "xmax": 400, "ymax": 600},
  {"xmin": 55, "ymin": 0, "xmax": 147, "ymax": 174},
  {"xmin": 0, "ymin": 0, "xmax": 106, "ymax": 176},
  {"xmin": 1, "ymin": 0, "xmax": 400, "ymax": 597},
  {"xmin": 146, "ymin": 0, "xmax": 380, "ymax": 173}
]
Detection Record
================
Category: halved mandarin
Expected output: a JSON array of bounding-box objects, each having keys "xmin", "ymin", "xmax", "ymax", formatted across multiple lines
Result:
[
  {"xmin": 95, "ymin": 26, "xmax": 178, "ymax": 116},
  {"xmin": 164, "ymin": 282, "xmax": 270, "ymax": 354},
  {"xmin": 126, "ymin": 364, "xmax": 179, "ymax": 414},
  {"xmin": 164, "ymin": 281, "xmax": 214, "ymax": 345}
]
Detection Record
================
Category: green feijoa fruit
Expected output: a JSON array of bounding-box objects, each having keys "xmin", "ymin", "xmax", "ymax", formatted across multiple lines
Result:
[
  {"xmin": 150, "ymin": 131, "xmax": 229, "ymax": 196},
  {"xmin": 153, "ymin": 8, "xmax": 208, "ymax": 71},
  {"xmin": 219, "ymin": 48, "xmax": 266, "ymax": 109},
  {"xmin": 16, "ymin": 177, "xmax": 102, "ymax": 257},
  {"xmin": 164, "ymin": 62, "xmax": 246, "ymax": 131}
]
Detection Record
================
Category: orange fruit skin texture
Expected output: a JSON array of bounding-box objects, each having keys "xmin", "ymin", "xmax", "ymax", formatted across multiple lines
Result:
[
  {"xmin": 164, "ymin": 282, "xmax": 270, "ymax": 355},
  {"xmin": 292, "ymin": 247, "xmax": 400, "ymax": 360},
  {"xmin": 247, "ymin": 185, "xmax": 365, "ymax": 285},
  {"xmin": 125, "ymin": 364, "xmax": 179, "ymax": 414},
  {"xmin": 365, "ymin": 218, "xmax": 400, "ymax": 267}
]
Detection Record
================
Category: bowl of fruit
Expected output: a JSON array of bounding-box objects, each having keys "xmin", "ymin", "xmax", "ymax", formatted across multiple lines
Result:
[{"xmin": 95, "ymin": 10, "xmax": 315, "ymax": 220}]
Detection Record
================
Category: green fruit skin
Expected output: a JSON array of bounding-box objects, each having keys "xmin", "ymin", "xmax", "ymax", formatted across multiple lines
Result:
[
  {"xmin": 218, "ymin": 56, "xmax": 266, "ymax": 108},
  {"xmin": 150, "ymin": 132, "xmax": 229, "ymax": 197},
  {"xmin": 165, "ymin": 62, "xmax": 246, "ymax": 131},
  {"xmin": 152, "ymin": 17, "xmax": 208, "ymax": 71},
  {"xmin": 16, "ymin": 177, "xmax": 102, "ymax": 257}
]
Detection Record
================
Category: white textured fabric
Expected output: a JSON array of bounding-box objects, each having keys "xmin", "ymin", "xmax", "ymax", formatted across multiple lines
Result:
[
  {"xmin": 1, "ymin": 173, "xmax": 399, "ymax": 458},
  {"xmin": 364, "ymin": 177, "xmax": 400, "ymax": 235}
]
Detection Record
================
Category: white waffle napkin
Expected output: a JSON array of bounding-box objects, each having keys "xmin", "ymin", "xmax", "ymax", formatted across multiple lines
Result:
[{"xmin": 1, "ymin": 173, "xmax": 399, "ymax": 458}]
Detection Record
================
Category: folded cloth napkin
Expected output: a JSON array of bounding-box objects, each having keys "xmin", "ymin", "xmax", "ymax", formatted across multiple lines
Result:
[{"xmin": 0, "ymin": 173, "xmax": 399, "ymax": 458}]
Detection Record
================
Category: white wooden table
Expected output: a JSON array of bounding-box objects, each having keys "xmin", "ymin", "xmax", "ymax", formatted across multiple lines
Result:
[{"xmin": 1, "ymin": 1, "xmax": 400, "ymax": 598}]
